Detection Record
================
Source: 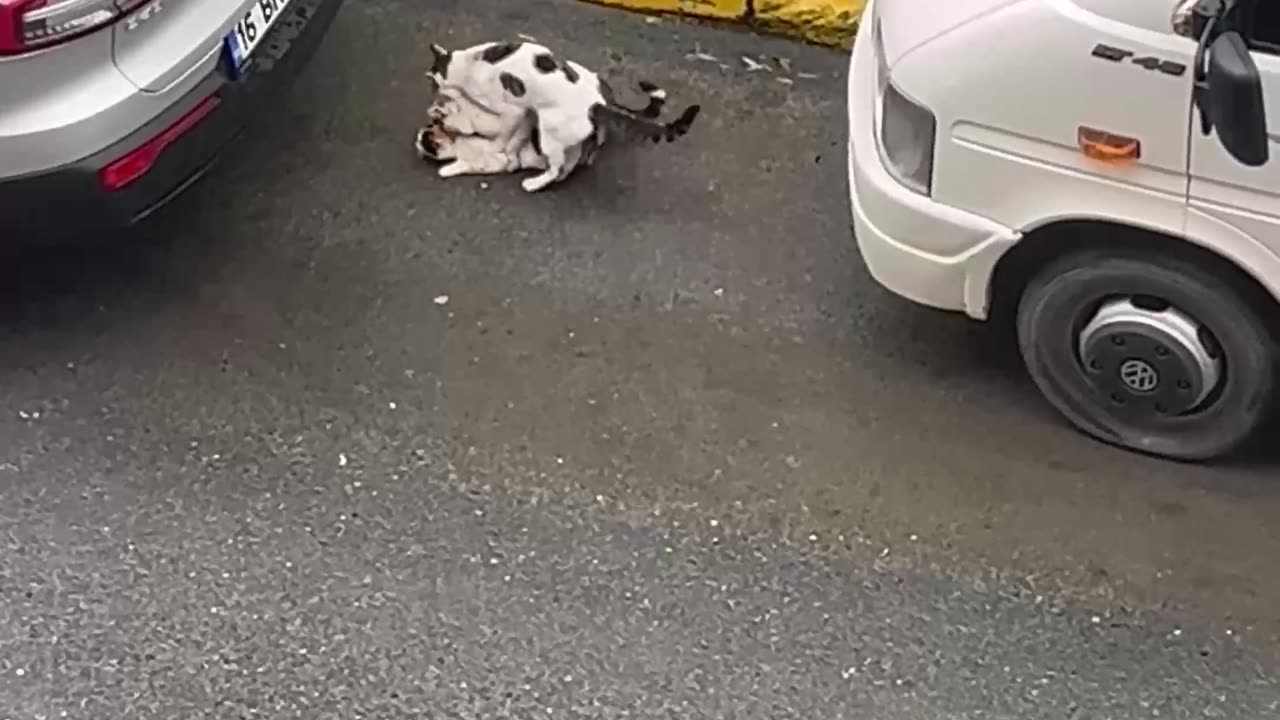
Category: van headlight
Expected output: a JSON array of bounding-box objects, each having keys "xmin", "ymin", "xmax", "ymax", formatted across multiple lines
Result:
[{"xmin": 872, "ymin": 18, "xmax": 937, "ymax": 196}]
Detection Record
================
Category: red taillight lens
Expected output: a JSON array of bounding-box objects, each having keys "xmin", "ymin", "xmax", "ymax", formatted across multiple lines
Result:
[
  {"xmin": 99, "ymin": 95, "xmax": 221, "ymax": 192},
  {"xmin": 0, "ymin": 0, "xmax": 145, "ymax": 56}
]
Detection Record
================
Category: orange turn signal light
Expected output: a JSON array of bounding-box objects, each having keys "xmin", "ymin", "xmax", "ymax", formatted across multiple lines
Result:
[{"xmin": 1078, "ymin": 126, "xmax": 1141, "ymax": 163}]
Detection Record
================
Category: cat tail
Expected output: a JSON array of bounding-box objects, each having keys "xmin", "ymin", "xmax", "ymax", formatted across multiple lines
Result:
[
  {"xmin": 598, "ymin": 78, "xmax": 668, "ymax": 120},
  {"xmin": 627, "ymin": 81, "xmax": 667, "ymax": 119},
  {"xmin": 593, "ymin": 103, "xmax": 701, "ymax": 146}
]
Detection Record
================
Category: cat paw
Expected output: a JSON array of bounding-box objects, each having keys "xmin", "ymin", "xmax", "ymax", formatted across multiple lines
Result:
[
  {"xmin": 521, "ymin": 177, "xmax": 552, "ymax": 193},
  {"xmin": 438, "ymin": 162, "xmax": 468, "ymax": 178}
]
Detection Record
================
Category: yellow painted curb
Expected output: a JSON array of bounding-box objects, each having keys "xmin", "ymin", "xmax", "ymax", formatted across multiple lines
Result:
[
  {"xmin": 578, "ymin": 0, "xmax": 863, "ymax": 47},
  {"xmin": 583, "ymin": 0, "xmax": 747, "ymax": 21},
  {"xmin": 755, "ymin": 0, "xmax": 863, "ymax": 48}
]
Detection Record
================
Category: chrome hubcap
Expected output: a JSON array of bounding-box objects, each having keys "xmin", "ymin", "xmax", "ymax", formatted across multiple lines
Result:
[{"xmin": 1078, "ymin": 298, "xmax": 1222, "ymax": 416}]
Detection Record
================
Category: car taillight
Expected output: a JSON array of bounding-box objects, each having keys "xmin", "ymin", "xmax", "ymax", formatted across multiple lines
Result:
[
  {"xmin": 99, "ymin": 94, "xmax": 221, "ymax": 191},
  {"xmin": 0, "ymin": 0, "xmax": 148, "ymax": 56}
]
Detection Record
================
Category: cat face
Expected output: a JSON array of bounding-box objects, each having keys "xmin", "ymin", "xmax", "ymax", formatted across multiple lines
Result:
[
  {"xmin": 416, "ymin": 117, "xmax": 462, "ymax": 162},
  {"xmin": 415, "ymin": 95, "xmax": 460, "ymax": 161}
]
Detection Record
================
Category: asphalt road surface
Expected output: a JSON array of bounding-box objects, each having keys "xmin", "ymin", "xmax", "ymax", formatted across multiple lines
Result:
[{"xmin": 2, "ymin": 1, "xmax": 1279, "ymax": 717}]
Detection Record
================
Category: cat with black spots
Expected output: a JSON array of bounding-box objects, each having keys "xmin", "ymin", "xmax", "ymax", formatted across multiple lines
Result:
[
  {"xmin": 415, "ymin": 74, "xmax": 671, "ymax": 176},
  {"xmin": 423, "ymin": 40, "xmax": 700, "ymax": 191}
]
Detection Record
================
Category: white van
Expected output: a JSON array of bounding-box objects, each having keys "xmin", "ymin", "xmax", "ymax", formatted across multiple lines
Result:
[{"xmin": 847, "ymin": 0, "xmax": 1280, "ymax": 462}]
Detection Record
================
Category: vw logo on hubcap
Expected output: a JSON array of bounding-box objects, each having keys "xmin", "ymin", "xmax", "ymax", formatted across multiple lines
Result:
[{"xmin": 1119, "ymin": 358, "xmax": 1160, "ymax": 393}]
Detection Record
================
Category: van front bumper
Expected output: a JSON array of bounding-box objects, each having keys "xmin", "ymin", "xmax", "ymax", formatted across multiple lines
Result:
[{"xmin": 846, "ymin": 12, "xmax": 1020, "ymax": 320}]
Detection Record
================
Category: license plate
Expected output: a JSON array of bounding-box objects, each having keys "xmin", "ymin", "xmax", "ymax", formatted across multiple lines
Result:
[{"xmin": 224, "ymin": 0, "xmax": 295, "ymax": 72}]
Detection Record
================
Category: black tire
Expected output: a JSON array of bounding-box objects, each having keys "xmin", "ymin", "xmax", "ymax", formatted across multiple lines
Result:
[{"xmin": 1016, "ymin": 249, "xmax": 1278, "ymax": 462}]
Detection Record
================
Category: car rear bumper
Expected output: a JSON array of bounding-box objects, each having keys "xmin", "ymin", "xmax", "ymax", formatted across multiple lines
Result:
[{"xmin": 0, "ymin": 0, "xmax": 343, "ymax": 244}]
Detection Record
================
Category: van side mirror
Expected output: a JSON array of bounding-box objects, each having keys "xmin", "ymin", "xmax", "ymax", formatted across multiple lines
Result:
[{"xmin": 1196, "ymin": 30, "xmax": 1269, "ymax": 167}]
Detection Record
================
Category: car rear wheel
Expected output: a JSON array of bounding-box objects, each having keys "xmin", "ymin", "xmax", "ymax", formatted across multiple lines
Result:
[{"xmin": 1016, "ymin": 249, "xmax": 1278, "ymax": 461}]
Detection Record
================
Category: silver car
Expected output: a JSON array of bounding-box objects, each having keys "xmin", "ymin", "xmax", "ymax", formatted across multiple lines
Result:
[{"xmin": 0, "ymin": 0, "xmax": 343, "ymax": 240}]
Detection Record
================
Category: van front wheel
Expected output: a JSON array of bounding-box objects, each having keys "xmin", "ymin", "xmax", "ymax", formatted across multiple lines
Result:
[{"xmin": 1016, "ymin": 250, "xmax": 1277, "ymax": 462}]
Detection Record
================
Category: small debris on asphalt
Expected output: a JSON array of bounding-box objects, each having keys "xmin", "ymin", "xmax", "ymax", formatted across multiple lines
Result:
[
  {"xmin": 339, "ymin": 453, "xmax": 348, "ymax": 467},
  {"xmin": 434, "ymin": 295, "xmax": 450, "ymax": 305},
  {"xmin": 742, "ymin": 56, "xmax": 769, "ymax": 72},
  {"xmin": 686, "ymin": 43, "xmax": 718, "ymax": 63}
]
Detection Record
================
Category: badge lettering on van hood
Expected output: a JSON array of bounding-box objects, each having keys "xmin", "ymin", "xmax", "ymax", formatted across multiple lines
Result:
[{"xmin": 1091, "ymin": 43, "xmax": 1187, "ymax": 78}]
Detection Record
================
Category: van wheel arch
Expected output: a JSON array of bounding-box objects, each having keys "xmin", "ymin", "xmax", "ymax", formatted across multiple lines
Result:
[{"xmin": 988, "ymin": 219, "xmax": 1280, "ymax": 338}]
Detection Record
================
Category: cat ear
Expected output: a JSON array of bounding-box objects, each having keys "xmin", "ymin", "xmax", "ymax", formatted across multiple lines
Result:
[{"xmin": 429, "ymin": 43, "xmax": 453, "ymax": 81}]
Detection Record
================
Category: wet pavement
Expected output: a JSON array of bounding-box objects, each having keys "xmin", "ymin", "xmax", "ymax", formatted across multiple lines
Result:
[{"xmin": 1, "ymin": 0, "xmax": 1278, "ymax": 716}]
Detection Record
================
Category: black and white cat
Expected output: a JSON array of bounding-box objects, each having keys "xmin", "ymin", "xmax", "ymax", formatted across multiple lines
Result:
[
  {"xmin": 422, "ymin": 40, "xmax": 700, "ymax": 191},
  {"xmin": 415, "ymin": 91, "xmax": 547, "ymax": 175},
  {"xmin": 415, "ymin": 74, "xmax": 670, "ymax": 177}
]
